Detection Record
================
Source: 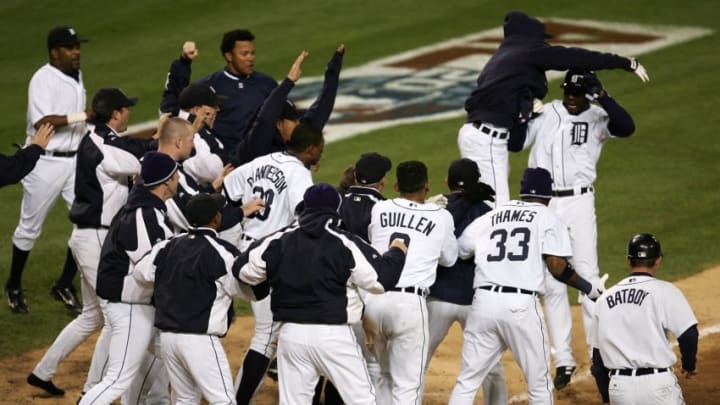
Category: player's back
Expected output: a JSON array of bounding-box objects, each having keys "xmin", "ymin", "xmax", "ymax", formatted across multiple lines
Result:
[
  {"xmin": 369, "ymin": 198, "xmax": 456, "ymax": 288},
  {"xmin": 463, "ymin": 200, "xmax": 571, "ymax": 292},
  {"xmin": 224, "ymin": 151, "xmax": 312, "ymax": 240},
  {"xmin": 594, "ymin": 275, "xmax": 697, "ymax": 369}
]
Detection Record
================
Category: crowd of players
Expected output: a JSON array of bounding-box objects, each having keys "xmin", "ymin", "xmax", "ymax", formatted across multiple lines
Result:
[{"xmin": 3, "ymin": 10, "xmax": 698, "ymax": 405}]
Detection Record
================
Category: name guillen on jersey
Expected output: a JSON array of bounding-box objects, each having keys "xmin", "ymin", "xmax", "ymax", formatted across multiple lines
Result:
[{"xmin": 378, "ymin": 212, "xmax": 436, "ymax": 236}]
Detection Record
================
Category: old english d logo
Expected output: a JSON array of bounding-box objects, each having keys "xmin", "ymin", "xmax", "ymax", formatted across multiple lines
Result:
[{"xmin": 287, "ymin": 19, "xmax": 710, "ymax": 143}]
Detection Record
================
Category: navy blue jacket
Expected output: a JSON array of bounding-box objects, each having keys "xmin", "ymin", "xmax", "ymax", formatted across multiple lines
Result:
[
  {"xmin": 429, "ymin": 193, "xmax": 492, "ymax": 305},
  {"xmin": 97, "ymin": 185, "xmax": 172, "ymax": 302},
  {"xmin": 235, "ymin": 208, "xmax": 406, "ymax": 324},
  {"xmin": 159, "ymin": 56, "xmax": 277, "ymax": 152},
  {"xmin": 0, "ymin": 145, "xmax": 43, "ymax": 187},
  {"xmin": 233, "ymin": 49, "xmax": 344, "ymax": 166},
  {"xmin": 338, "ymin": 186, "xmax": 385, "ymax": 242},
  {"xmin": 465, "ymin": 11, "xmax": 633, "ymax": 131}
]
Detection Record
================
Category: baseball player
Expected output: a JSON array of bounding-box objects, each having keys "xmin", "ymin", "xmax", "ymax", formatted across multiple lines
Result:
[
  {"xmin": 523, "ymin": 69, "xmax": 636, "ymax": 389},
  {"xmin": 338, "ymin": 152, "xmax": 392, "ymax": 241},
  {"xmin": 0, "ymin": 123, "xmax": 54, "ymax": 187},
  {"xmin": 159, "ymin": 30, "xmax": 277, "ymax": 153},
  {"xmin": 590, "ymin": 234, "xmax": 698, "ymax": 405},
  {"xmin": 364, "ymin": 160, "xmax": 458, "ymax": 404},
  {"xmin": 223, "ymin": 123, "xmax": 323, "ymax": 404},
  {"xmin": 425, "ymin": 158, "xmax": 507, "ymax": 405},
  {"xmin": 27, "ymin": 89, "xmax": 149, "ymax": 398},
  {"xmin": 78, "ymin": 151, "xmax": 178, "ymax": 405},
  {"xmin": 133, "ymin": 193, "xmax": 258, "ymax": 404},
  {"xmin": 234, "ymin": 44, "xmax": 344, "ymax": 166},
  {"xmin": 459, "ymin": 10, "xmax": 649, "ymax": 207},
  {"xmin": 237, "ymin": 183, "xmax": 409, "ymax": 405},
  {"xmin": 448, "ymin": 167, "xmax": 604, "ymax": 405},
  {"xmin": 6, "ymin": 25, "xmax": 92, "ymax": 314}
]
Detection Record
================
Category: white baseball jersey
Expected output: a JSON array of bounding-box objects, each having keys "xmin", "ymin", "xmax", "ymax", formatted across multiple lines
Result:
[
  {"xmin": 27, "ymin": 63, "xmax": 87, "ymax": 151},
  {"xmin": 591, "ymin": 274, "xmax": 698, "ymax": 369},
  {"xmin": 223, "ymin": 151, "xmax": 312, "ymax": 240},
  {"xmin": 525, "ymin": 100, "xmax": 611, "ymax": 189},
  {"xmin": 458, "ymin": 200, "xmax": 573, "ymax": 292},
  {"xmin": 368, "ymin": 198, "xmax": 457, "ymax": 288}
]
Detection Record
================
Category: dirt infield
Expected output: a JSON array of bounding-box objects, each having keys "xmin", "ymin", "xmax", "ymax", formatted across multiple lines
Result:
[{"xmin": 3, "ymin": 266, "xmax": 719, "ymax": 404}]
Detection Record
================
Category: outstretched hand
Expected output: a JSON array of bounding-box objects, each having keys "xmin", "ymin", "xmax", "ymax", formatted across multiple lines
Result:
[
  {"xmin": 628, "ymin": 58, "xmax": 649, "ymax": 82},
  {"xmin": 287, "ymin": 50, "xmax": 309, "ymax": 82},
  {"xmin": 30, "ymin": 123, "xmax": 54, "ymax": 149}
]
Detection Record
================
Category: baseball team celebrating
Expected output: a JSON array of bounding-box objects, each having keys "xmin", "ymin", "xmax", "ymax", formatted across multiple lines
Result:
[{"xmin": 2, "ymin": 9, "xmax": 698, "ymax": 405}]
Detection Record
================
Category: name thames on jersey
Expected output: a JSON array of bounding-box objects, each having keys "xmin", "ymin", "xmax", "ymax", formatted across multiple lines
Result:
[
  {"xmin": 379, "ymin": 212, "xmax": 437, "ymax": 236},
  {"xmin": 491, "ymin": 209, "xmax": 537, "ymax": 226},
  {"xmin": 606, "ymin": 288, "xmax": 650, "ymax": 309},
  {"xmin": 246, "ymin": 165, "xmax": 288, "ymax": 194}
]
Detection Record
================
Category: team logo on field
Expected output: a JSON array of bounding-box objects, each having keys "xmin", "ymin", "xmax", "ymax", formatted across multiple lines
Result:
[{"xmin": 288, "ymin": 19, "xmax": 711, "ymax": 143}]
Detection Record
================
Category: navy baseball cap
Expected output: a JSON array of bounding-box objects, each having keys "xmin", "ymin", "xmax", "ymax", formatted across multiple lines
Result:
[
  {"xmin": 92, "ymin": 88, "xmax": 138, "ymax": 118},
  {"xmin": 178, "ymin": 84, "xmax": 226, "ymax": 110},
  {"xmin": 141, "ymin": 152, "xmax": 178, "ymax": 187},
  {"xmin": 519, "ymin": 167, "xmax": 553, "ymax": 199},
  {"xmin": 355, "ymin": 152, "xmax": 392, "ymax": 185},
  {"xmin": 303, "ymin": 183, "xmax": 342, "ymax": 212},
  {"xmin": 47, "ymin": 26, "xmax": 88, "ymax": 50},
  {"xmin": 184, "ymin": 193, "xmax": 226, "ymax": 227},
  {"xmin": 447, "ymin": 158, "xmax": 480, "ymax": 190}
]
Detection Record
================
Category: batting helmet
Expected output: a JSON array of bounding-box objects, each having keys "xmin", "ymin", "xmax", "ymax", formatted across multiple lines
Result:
[
  {"xmin": 627, "ymin": 233, "xmax": 663, "ymax": 259},
  {"xmin": 561, "ymin": 69, "xmax": 597, "ymax": 93}
]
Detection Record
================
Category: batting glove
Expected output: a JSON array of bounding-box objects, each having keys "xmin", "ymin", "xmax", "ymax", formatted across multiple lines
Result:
[
  {"xmin": 583, "ymin": 73, "xmax": 605, "ymax": 101},
  {"xmin": 587, "ymin": 277, "xmax": 606, "ymax": 301},
  {"xmin": 628, "ymin": 58, "xmax": 649, "ymax": 82},
  {"xmin": 532, "ymin": 98, "xmax": 544, "ymax": 115}
]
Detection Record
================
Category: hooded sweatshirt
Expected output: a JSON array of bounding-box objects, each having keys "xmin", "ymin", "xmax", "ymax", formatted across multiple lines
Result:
[{"xmin": 465, "ymin": 11, "xmax": 633, "ymax": 129}]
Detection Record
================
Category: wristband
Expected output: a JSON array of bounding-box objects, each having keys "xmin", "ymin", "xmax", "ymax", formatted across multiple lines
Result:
[{"xmin": 67, "ymin": 112, "xmax": 87, "ymax": 124}]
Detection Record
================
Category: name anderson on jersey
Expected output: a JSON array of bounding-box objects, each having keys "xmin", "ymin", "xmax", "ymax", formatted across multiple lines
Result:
[
  {"xmin": 246, "ymin": 164, "xmax": 287, "ymax": 194},
  {"xmin": 379, "ymin": 212, "xmax": 436, "ymax": 236},
  {"xmin": 491, "ymin": 209, "xmax": 536, "ymax": 226},
  {"xmin": 606, "ymin": 288, "xmax": 650, "ymax": 309}
]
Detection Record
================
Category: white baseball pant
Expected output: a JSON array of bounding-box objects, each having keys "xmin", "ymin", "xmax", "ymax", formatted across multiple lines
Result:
[
  {"xmin": 79, "ymin": 303, "xmax": 160, "ymax": 405},
  {"xmin": 33, "ymin": 228, "xmax": 109, "ymax": 381},
  {"xmin": 449, "ymin": 289, "xmax": 553, "ymax": 405},
  {"xmin": 160, "ymin": 332, "xmax": 236, "ymax": 405},
  {"xmin": 278, "ymin": 323, "xmax": 376, "ymax": 405},
  {"xmin": 363, "ymin": 291, "xmax": 429, "ymax": 405},
  {"xmin": 426, "ymin": 298, "xmax": 508, "ymax": 405},
  {"xmin": 541, "ymin": 274, "xmax": 576, "ymax": 369},
  {"xmin": 458, "ymin": 123, "xmax": 510, "ymax": 207},
  {"xmin": 609, "ymin": 372, "xmax": 685, "ymax": 405},
  {"xmin": 549, "ymin": 191, "xmax": 599, "ymax": 356},
  {"xmin": 13, "ymin": 155, "xmax": 75, "ymax": 250}
]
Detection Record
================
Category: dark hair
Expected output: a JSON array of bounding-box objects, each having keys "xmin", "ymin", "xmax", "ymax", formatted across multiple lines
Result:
[
  {"xmin": 220, "ymin": 29, "xmax": 255, "ymax": 55},
  {"xmin": 396, "ymin": 161, "xmax": 428, "ymax": 193},
  {"xmin": 338, "ymin": 166, "xmax": 356, "ymax": 194},
  {"xmin": 287, "ymin": 123, "xmax": 323, "ymax": 152},
  {"xmin": 629, "ymin": 257, "xmax": 658, "ymax": 268}
]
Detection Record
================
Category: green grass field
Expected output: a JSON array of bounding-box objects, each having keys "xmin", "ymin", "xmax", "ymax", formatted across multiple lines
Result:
[{"xmin": 0, "ymin": 0, "xmax": 718, "ymax": 357}]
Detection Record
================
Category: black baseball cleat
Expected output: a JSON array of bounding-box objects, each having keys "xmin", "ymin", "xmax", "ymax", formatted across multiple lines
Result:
[
  {"xmin": 6, "ymin": 287, "xmax": 29, "ymax": 313},
  {"xmin": 554, "ymin": 365, "xmax": 576, "ymax": 390},
  {"xmin": 27, "ymin": 373, "xmax": 65, "ymax": 396},
  {"xmin": 51, "ymin": 283, "xmax": 82, "ymax": 315},
  {"xmin": 267, "ymin": 358, "xmax": 279, "ymax": 381}
]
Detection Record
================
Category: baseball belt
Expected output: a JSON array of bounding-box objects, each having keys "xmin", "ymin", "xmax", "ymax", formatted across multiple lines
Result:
[
  {"xmin": 389, "ymin": 286, "xmax": 428, "ymax": 297},
  {"xmin": 44, "ymin": 150, "xmax": 78, "ymax": 157},
  {"xmin": 551, "ymin": 186, "xmax": 594, "ymax": 197},
  {"xmin": 471, "ymin": 122, "xmax": 509, "ymax": 140},
  {"xmin": 610, "ymin": 367, "xmax": 670, "ymax": 376},
  {"xmin": 477, "ymin": 285, "xmax": 538, "ymax": 297}
]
